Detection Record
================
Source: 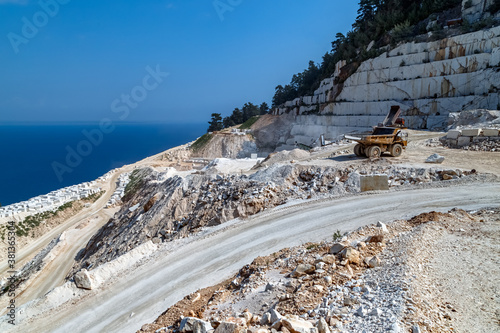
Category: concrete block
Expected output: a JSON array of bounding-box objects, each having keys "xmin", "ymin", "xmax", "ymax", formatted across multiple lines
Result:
[
  {"xmin": 461, "ymin": 128, "xmax": 481, "ymax": 137},
  {"xmin": 447, "ymin": 130, "xmax": 461, "ymax": 139},
  {"xmin": 482, "ymin": 128, "xmax": 499, "ymax": 136},
  {"xmin": 360, "ymin": 175, "xmax": 389, "ymax": 192},
  {"xmin": 457, "ymin": 136, "xmax": 471, "ymax": 147}
]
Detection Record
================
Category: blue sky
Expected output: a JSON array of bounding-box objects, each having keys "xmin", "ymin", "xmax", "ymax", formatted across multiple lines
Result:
[{"xmin": 0, "ymin": 0, "xmax": 359, "ymax": 123}]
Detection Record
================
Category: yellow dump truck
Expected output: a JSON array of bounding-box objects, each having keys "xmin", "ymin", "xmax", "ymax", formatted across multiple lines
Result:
[{"xmin": 345, "ymin": 106, "xmax": 408, "ymax": 158}]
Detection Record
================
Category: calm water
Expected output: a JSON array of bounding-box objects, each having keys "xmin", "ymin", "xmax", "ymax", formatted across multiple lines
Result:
[{"xmin": 0, "ymin": 123, "xmax": 205, "ymax": 206}]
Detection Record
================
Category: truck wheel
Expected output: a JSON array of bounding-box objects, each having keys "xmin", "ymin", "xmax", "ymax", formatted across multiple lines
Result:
[
  {"xmin": 354, "ymin": 144, "xmax": 363, "ymax": 157},
  {"xmin": 367, "ymin": 146, "xmax": 381, "ymax": 158},
  {"xmin": 391, "ymin": 144, "xmax": 403, "ymax": 157}
]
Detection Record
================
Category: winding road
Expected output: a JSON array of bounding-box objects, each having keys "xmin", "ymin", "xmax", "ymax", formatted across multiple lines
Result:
[{"xmin": 4, "ymin": 182, "xmax": 499, "ymax": 333}]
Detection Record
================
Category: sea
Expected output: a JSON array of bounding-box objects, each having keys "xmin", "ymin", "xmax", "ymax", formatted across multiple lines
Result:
[{"xmin": 0, "ymin": 122, "xmax": 206, "ymax": 206}]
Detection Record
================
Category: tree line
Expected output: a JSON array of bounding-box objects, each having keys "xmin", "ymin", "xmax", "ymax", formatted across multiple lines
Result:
[
  {"xmin": 272, "ymin": 0, "xmax": 462, "ymax": 107},
  {"xmin": 207, "ymin": 102, "xmax": 269, "ymax": 132}
]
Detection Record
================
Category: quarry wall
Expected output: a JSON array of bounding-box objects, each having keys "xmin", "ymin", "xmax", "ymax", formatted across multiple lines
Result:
[{"xmin": 270, "ymin": 25, "xmax": 500, "ymax": 149}]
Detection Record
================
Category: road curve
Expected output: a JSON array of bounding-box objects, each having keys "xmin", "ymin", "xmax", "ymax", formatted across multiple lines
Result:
[{"xmin": 8, "ymin": 183, "xmax": 500, "ymax": 333}]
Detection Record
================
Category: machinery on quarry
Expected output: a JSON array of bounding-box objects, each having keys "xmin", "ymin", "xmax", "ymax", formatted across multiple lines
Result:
[{"xmin": 345, "ymin": 106, "xmax": 408, "ymax": 158}]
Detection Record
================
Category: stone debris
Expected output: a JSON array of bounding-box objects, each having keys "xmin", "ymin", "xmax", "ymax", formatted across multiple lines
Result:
[
  {"xmin": 70, "ymin": 162, "xmax": 476, "ymax": 278},
  {"xmin": 138, "ymin": 208, "xmax": 500, "ymax": 333}
]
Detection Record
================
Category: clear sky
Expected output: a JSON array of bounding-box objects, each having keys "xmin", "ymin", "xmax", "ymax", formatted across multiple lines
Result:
[{"xmin": 0, "ymin": 0, "xmax": 359, "ymax": 123}]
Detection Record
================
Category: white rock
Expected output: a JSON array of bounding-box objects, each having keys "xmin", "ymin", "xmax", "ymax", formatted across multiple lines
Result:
[
  {"xmin": 179, "ymin": 317, "xmax": 213, "ymax": 333},
  {"xmin": 376, "ymin": 221, "xmax": 389, "ymax": 233}
]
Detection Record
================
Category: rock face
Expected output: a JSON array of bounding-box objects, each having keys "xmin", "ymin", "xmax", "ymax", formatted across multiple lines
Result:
[
  {"xmin": 192, "ymin": 133, "xmax": 258, "ymax": 159},
  {"xmin": 264, "ymin": 26, "xmax": 500, "ymax": 150}
]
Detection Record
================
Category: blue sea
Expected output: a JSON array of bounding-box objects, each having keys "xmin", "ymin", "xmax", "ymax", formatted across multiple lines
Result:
[{"xmin": 0, "ymin": 123, "xmax": 206, "ymax": 206}]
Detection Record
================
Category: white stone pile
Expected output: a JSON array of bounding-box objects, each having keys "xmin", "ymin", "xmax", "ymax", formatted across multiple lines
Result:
[
  {"xmin": 0, "ymin": 182, "xmax": 101, "ymax": 219},
  {"xmin": 106, "ymin": 173, "xmax": 131, "ymax": 208},
  {"xmin": 444, "ymin": 127, "xmax": 500, "ymax": 151},
  {"xmin": 231, "ymin": 129, "xmax": 252, "ymax": 136}
]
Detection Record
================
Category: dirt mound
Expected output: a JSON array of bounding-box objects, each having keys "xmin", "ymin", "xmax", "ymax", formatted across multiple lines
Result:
[
  {"xmin": 257, "ymin": 149, "xmax": 310, "ymax": 168},
  {"xmin": 407, "ymin": 211, "xmax": 453, "ymax": 225}
]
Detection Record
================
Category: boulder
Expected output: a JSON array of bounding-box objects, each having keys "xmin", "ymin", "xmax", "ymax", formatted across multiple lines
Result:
[
  {"xmin": 446, "ymin": 130, "xmax": 461, "ymax": 139},
  {"xmin": 425, "ymin": 153, "xmax": 445, "ymax": 164},
  {"xmin": 291, "ymin": 264, "xmax": 315, "ymax": 277},
  {"xmin": 457, "ymin": 136, "xmax": 471, "ymax": 147},
  {"xmin": 74, "ymin": 269, "xmax": 93, "ymax": 290},
  {"xmin": 340, "ymin": 247, "xmax": 360, "ymax": 265},
  {"xmin": 281, "ymin": 316, "xmax": 314, "ymax": 333},
  {"xmin": 179, "ymin": 317, "xmax": 214, "ymax": 333},
  {"xmin": 461, "ymin": 128, "xmax": 481, "ymax": 137},
  {"xmin": 329, "ymin": 243, "xmax": 345, "ymax": 255},
  {"xmin": 316, "ymin": 317, "xmax": 330, "ymax": 333},
  {"xmin": 483, "ymin": 128, "xmax": 499, "ymax": 136}
]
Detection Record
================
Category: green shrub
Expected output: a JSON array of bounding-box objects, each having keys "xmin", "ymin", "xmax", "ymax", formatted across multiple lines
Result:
[
  {"xmin": 239, "ymin": 116, "xmax": 260, "ymax": 130},
  {"xmin": 392, "ymin": 20, "xmax": 414, "ymax": 42},
  {"xmin": 332, "ymin": 230, "xmax": 343, "ymax": 242},
  {"xmin": 190, "ymin": 133, "xmax": 213, "ymax": 152}
]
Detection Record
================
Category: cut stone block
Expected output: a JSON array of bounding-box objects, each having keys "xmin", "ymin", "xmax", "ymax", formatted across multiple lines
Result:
[
  {"xmin": 482, "ymin": 128, "xmax": 499, "ymax": 137},
  {"xmin": 360, "ymin": 175, "xmax": 389, "ymax": 192},
  {"xmin": 461, "ymin": 128, "xmax": 481, "ymax": 137},
  {"xmin": 457, "ymin": 136, "xmax": 471, "ymax": 147},
  {"xmin": 447, "ymin": 130, "xmax": 461, "ymax": 139}
]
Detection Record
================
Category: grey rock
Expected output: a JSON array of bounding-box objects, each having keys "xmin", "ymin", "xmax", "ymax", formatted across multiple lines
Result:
[
  {"xmin": 179, "ymin": 317, "xmax": 213, "ymax": 333},
  {"xmin": 329, "ymin": 243, "xmax": 345, "ymax": 255},
  {"xmin": 268, "ymin": 308, "xmax": 282, "ymax": 324},
  {"xmin": 425, "ymin": 153, "xmax": 445, "ymax": 164},
  {"xmin": 74, "ymin": 269, "xmax": 93, "ymax": 290},
  {"xmin": 260, "ymin": 312, "xmax": 271, "ymax": 325}
]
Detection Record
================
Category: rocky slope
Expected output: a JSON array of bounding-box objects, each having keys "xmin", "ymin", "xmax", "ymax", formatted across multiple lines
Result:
[
  {"xmin": 68, "ymin": 151, "xmax": 487, "ymax": 280},
  {"xmin": 137, "ymin": 208, "xmax": 500, "ymax": 333}
]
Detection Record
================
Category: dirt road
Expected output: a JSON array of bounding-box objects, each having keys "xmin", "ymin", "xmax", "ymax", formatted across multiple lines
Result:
[{"xmin": 7, "ymin": 183, "xmax": 499, "ymax": 333}]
